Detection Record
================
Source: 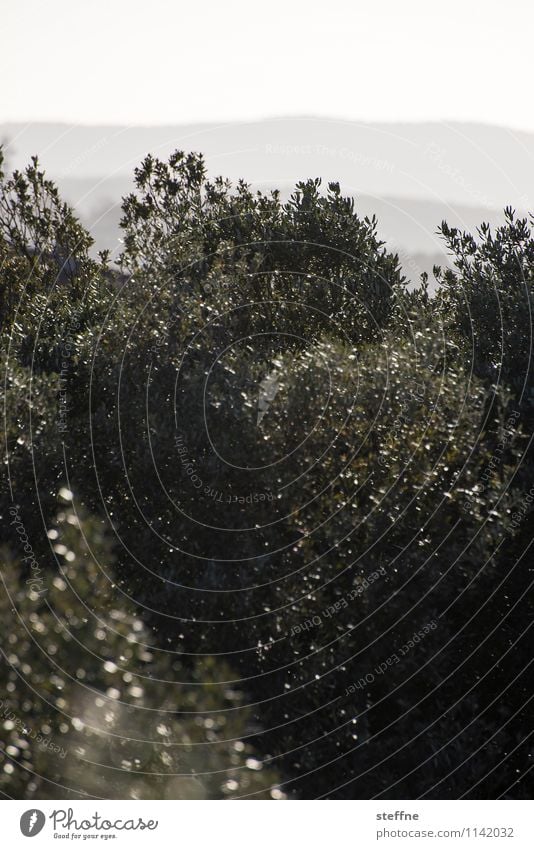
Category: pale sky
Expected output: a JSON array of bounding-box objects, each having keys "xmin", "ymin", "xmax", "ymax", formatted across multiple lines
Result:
[{"xmin": 2, "ymin": 0, "xmax": 533, "ymax": 130}]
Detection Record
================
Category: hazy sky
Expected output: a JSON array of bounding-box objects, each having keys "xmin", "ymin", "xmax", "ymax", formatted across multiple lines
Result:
[{"xmin": 2, "ymin": 0, "xmax": 533, "ymax": 129}]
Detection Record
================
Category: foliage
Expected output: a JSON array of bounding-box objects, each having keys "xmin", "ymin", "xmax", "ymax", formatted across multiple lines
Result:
[
  {"xmin": 120, "ymin": 151, "xmax": 405, "ymax": 348},
  {"xmin": 0, "ymin": 495, "xmax": 282, "ymax": 800},
  {"xmin": 435, "ymin": 209, "xmax": 534, "ymax": 400},
  {"xmin": 0, "ymin": 149, "xmax": 532, "ymax": 799}
]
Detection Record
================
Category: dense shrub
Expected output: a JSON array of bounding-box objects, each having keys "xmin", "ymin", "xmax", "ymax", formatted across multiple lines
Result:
[
  {"xmin": 435, "ymin": 209, "xmax": 534, "ymax": 401},
  {"xmin": 1, "ymin": 149, "xmax": 532, "ymax": 799},
  {"xmin": 0, "ymin": 495, "xmax": 282, "ymax": 799}
]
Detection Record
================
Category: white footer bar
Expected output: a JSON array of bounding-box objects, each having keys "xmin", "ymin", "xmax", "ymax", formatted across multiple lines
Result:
[{"xmin": 4, "ymin": 800, "xmax": 532, "ymax": 848}]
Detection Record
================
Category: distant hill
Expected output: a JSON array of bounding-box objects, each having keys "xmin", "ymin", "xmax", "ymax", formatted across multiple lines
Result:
[{"xmin": 2, "ymin": 119, "xmax": 531, "ymax": 285}]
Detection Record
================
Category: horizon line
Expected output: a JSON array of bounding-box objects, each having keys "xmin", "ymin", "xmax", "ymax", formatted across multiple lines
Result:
[{"xmin": 1, "ymin": 115, "xmax": 533, "ymax": 136}]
